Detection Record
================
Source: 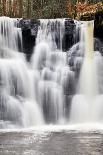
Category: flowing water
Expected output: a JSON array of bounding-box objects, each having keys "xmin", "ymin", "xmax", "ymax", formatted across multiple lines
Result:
[
  {"xmin": 0, "ymin": 17, "xmax": 103, "ymax": 128},
  {"xmin": 0, "ymin": 17, "xmax": 44, "ymax": 128},
  {"xmin": 1, "ymin": 129, "xmax": 103, "ymax": 155},
  {"xmin": 0, "ymin": 16, "xmax": 103, "ymax": 154}
]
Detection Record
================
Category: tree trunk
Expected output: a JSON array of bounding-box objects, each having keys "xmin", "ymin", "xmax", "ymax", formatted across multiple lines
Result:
[
  {"xmin": 27, "ymin": 0, "xmax": 31, "ymax": 18},
  {"xmin": 0, "ymin": 0, "xmax": 2, "ymax": 15},
  {"xmin": 2, "ymin": 0, "xmax": 7, "ymax": 16},
  {"xmin": 19, "ymin": 0, "xmax": 23, "ymax": 17}
]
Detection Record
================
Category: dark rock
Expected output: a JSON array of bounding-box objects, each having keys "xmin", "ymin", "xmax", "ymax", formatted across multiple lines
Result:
[
  {"xmin": 18, "ymin": 18, "xmax": 77, "ymax": 60},
  {"xmin": 94, "ymin": 38, "xmax": 103, "ymax": 54},
  {"xmin": 22, "ymin": 29, "xmax": 36, "ymax": 61},
  {"xmin": 63, "ymin": 19, "xmax": 76, "ymax": 51},
  {"xmin": 79, "ymin": 10, "xmax": 103, "ymax": 43},
  {"xmin": 17, "ymin": 18, "xmax": 103, "ymax": 60},
  {"xmin": 19, "ymin": 19, "xmax": 40, "ymax": 32},
  {"xmin": 94, "ymin": 11, "xmax": 103, "ymax": 44},
  {"xmin": 65, "ymin": 19, "xmax": 75, "ymax": 35},
  {"xmin": 19, "ymin": 19, "xmax": 40, "ymax": 60}
]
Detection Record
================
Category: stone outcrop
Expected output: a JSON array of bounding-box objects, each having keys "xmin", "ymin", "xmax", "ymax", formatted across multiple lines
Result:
[
  {"xmin": 19, "ymin": 19, "xmax": 40, "ymax": 60},
  {"xmin": 19, "ymin": 18, "xmax": 76, "ymax": 60},
  {"xmin": 63, "ymin": 19, "xmax": 76, "ymax": 51},
  {"xmin": 18, "ymin": 18, "xmax": 103, "ymax": 60}
]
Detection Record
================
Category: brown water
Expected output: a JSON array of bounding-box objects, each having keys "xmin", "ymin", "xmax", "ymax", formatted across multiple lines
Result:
[{"xmin": 0, "ymin": 129, "xmax": 103, "ymax": 155}]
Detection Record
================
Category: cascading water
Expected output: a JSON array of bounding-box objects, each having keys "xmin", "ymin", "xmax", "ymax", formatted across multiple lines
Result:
[
  {"xmin": 0, "ymin": 17, "xmax": 44, "ymax": 128},
  {"xmin": 31, "ymin": 19, "xmax": 69, "ymax": 124},
  {"xmin": 0, "ymin": 17, "xmax": 22, "ymax": 51},
  {"xmin": 70, "ymin": 21, "xmax": 103, "ymax": 124},
  {"xmin": 0, "ymin": 16, "xmax": 103, "ymax": 129}
]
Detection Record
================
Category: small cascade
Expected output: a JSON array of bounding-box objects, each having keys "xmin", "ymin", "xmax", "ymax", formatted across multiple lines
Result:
[
  {"xmin": 70, "ymin": 21, "xmax": 103, "ymax": 123},
  {"xmin": 0, "ymin": 17, "xmax": 44, "ymax": 128},
  {"xmin": 36, "ymin": 19, "xmax": 65, "ymax": 50},
  {"xmin": 79, "ymin": 21, "xmax": 98, "ymax": 98},
  {"xmin": 31, "ymin": 19, "xmax": 71, "ymax": 124},
  {"xmin": 0, "ymin": 17, "xmax": 22, "ymax": 51}
]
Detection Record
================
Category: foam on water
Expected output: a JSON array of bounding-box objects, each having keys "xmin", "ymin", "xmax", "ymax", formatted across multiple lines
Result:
[
  {"xmin": 69, "ymin": 21, "xmax": 103, "ymax": 124},
  {"xmin": 0, "ymin": 17, "xmax": 44, "ymax": 128},
  {"xmin": 0, "ymin": 17, "xmax": 103, "ymax": 130}
]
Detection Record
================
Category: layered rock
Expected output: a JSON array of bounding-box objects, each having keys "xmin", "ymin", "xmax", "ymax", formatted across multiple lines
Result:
[{"xmin": 18, "ymin": 18, "xmax": 103, "ymax": 60}]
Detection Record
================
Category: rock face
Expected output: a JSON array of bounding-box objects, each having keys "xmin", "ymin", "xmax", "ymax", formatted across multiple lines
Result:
[
  {"xmin": 79, "ymin": 10, "xmax": 103, "ymax": 42},
  {"xmin": 63, "ymin": 19, "xmax": 76, "ymax": 51},
  {"xmin": 94, "ymin": 11, "xmax": 103, "ymax": 41},
  {"xmin": 19, "ymin": 18, "xmax": 76, "ymax": 60},
  {"xmin": 19, "ymin": 18, "xmax": 103, "ymax": 60},
  {"xmin": 19, "ymin": 19, "xmax": 40, "ymax": 60}
]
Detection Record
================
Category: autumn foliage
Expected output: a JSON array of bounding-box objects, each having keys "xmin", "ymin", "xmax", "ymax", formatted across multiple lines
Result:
[
  {"xmin": 0, "ymin": 0, "xmax": 103, "ymax": 19},
  {"xmin": 76, "ymin": 2, "xmax": 103, "ymax": 20},
  {"xmin": 0, "ymin": 0, "xmax": 22, "ymax": 17}
]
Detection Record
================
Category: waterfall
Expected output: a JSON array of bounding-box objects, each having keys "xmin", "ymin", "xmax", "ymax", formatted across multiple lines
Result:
[
  {"xmin": 0, "ymin": 17, "xmax": 44, "ymax": 128},
  {"xmin": 79, "ymin": 21, "xmax": 98, "ymax": 98},
  {"xmin": 0, "ymin": 17, "xmax": 103, "ymax": 129},
  {"xmin": 0, "ymin": 17, "xmax": 22, "ymax": 51},
  {"xmin": 31, "ymin": 19, "xmax": 68, "ymax": 124},
  {"xmin": 70, "ymin": 21, "xmax": 103, "ymax": 123}
]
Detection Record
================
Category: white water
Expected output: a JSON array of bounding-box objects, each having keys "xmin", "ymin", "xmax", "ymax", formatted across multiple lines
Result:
[
  {"xmin": 70, "ymin": 21, "xmax": 103, "ymax": 124},
  {"xmin": 31, "ymin": 19, "xmax": 68, "ymax": 124},
  {"xmin": 0, "ymin": 17, "xmax": 44, "ymax": 128},
  {"xmin": 0, "ymin": 17, "xmax": 103, "ymax": 129},
  {"xmin": 0, "ymin": 17, "xmax": 22, "ymax": 51}
]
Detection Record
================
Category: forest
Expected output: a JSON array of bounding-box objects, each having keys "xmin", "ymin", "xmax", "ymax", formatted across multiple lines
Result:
[{"xmin": 0, "ymin": 0, "xmax": 103, "ymax": 20}]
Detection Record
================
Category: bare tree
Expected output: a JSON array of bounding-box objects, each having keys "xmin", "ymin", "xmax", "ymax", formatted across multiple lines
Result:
[
  {"xmin": 19, "ymin": 0, "xmax": 23, "ymax": 17},
  {"xmin": 27, "ymin": 0, "xmax": 31, "ymax": 18},
  {"xmin": 2, "ymin": 0, "xmax": 7, "ymax": 16}
]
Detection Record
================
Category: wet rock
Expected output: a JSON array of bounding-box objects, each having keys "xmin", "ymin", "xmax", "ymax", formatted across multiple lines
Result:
[
  {"xmin": 94, "ymin": 38, "xmax": 103, "ymax": 55},
  {"xmin": 19, "ymin": 19, "xmax": 40, "ymax": 60},
  {"xmin": 18, "ymin": 18, "xmax": 77, "ymax": 60},
  {"xmin": 18, "ymin": 18, "xmax": 103, "ymax": 60},
  {"xmin": 65, "ymin": 19, "xmax": 76, "ymax": 35},
  {"xmin": 63, "ymin": 19, "xmax": 76, "ymax": 51},
  {"xmin": 19, "ymin": 19, "xmax": 40, "ymax": 33}
]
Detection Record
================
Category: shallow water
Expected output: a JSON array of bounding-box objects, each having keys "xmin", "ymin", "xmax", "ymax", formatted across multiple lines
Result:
[{"xmin": 0, "ymin": 127, "xmax": 103, "ymax": 155}]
